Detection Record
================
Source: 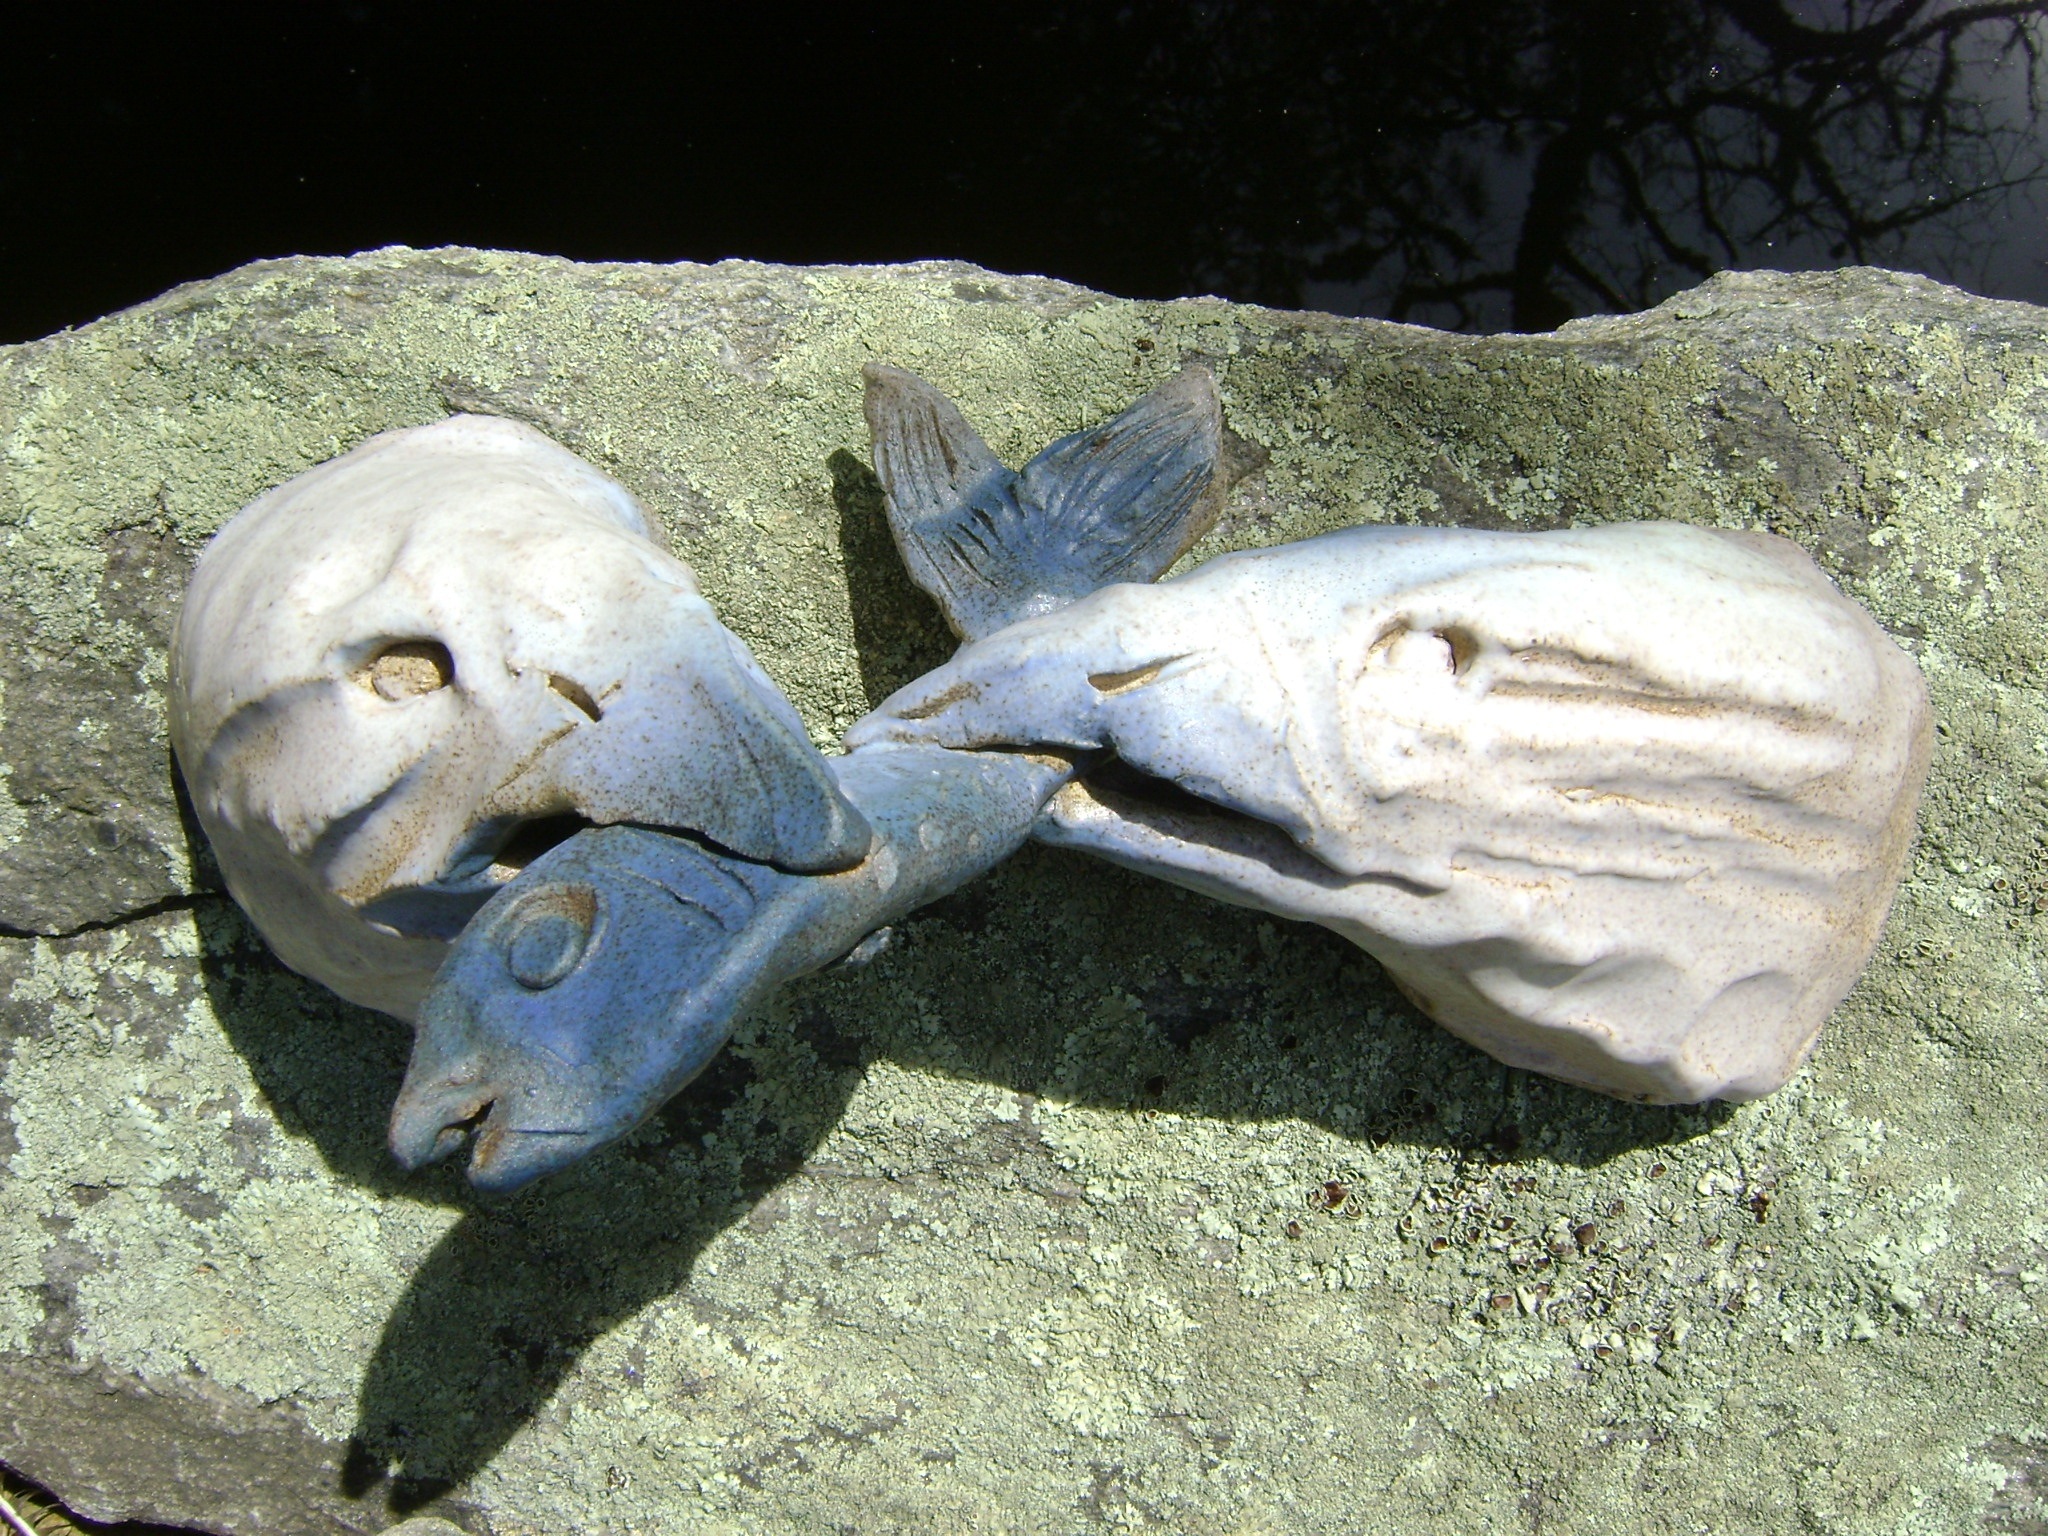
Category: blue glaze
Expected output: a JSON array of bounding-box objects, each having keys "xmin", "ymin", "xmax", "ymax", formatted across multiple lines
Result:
[
  {"xmin": 398, "ymin": 365, "xmax": 1224, "ymax": 1189},
  {"xmin": 396, "ymin": 744, "xmax": 1069, "ymax": 1190},
  {"xmin": 862, "ymin": 363, "xmax": 1225, "ymax": 638}
]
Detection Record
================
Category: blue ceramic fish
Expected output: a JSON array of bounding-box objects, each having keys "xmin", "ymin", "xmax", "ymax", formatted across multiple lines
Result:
[{"xmin": 393, "ymin": 364, "xmax": 1225, "ymax": 1190}]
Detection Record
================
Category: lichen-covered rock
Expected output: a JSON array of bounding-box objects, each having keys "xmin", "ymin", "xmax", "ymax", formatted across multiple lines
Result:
[{"xmin": 2, "ymin": 251, "xmax": 2045, "ymax": 1535}]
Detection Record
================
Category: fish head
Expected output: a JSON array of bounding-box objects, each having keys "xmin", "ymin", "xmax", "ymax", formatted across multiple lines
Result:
[
  {"xmin": 171, "ymin": 415, "xmax": 867, "ymax": 1019},
  {"xmin": 390, "ymin": 822, "xmax": 807, "ymax": 1192}
]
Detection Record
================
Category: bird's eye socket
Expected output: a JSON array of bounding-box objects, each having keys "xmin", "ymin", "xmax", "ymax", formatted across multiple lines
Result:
[
  {"xmin": 501, "ymin": 882, "xmax": 599, "ymax": 991},
  {"xmin": 361, "ymin": 640, "xmax": 455, "ymax": 700}
]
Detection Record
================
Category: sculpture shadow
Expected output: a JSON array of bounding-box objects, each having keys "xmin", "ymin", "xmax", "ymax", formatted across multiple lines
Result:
[
  {"xmin": 193, "ymin": 892, "xmax": 854, "ymax": 1515},
  {"xmin": 192, "ymin": 839, "xmax": 1728, "ymax": 1508},
  {"xmin": 827, "ymin": 449, "xmax": 955, "ymax": 708}
]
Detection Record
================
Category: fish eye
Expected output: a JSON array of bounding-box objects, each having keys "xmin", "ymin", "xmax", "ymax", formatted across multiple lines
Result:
[
  {"xmin": 360, "ymin": 639, "xmax": 455, "ymax": 700},
  {"xmin": 500, "ymin": 882, "xmax": 599, "ymax": 990}
]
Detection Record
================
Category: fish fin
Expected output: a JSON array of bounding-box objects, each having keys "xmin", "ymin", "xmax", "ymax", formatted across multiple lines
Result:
[
  {"xmin": 862, "ymin": 363, "xmax": 1020, "ymax": 638},
  {"xmin": 1015, "ymin": 364, "xmax": 1225, "ymax": 598},
  {"xmin": 863, "ymin": 364, "xmax": 1225, "ymax": 642},
  {"xmin": 679, "ymin": 627, "xmax": 874, "ymax": 872}
]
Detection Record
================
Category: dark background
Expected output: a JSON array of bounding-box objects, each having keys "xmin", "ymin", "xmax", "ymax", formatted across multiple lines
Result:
[{"xmin": 3, "ymin": 2, "xmax": 2044, "ymax": 344}]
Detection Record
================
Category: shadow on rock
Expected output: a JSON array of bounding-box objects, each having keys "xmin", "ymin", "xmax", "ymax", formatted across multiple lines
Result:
[
  {"xmin": 797, "ymin": 839, "xmax": 1734, "ymax": 1172},
  {"xmin": 194, "ymin": 820, "xmax": 1728, "ymax": 1503},
  {"xmin": 178, "ymin": 560, "xmax": 1730, "ymax": 1504},
  {"xmin": 827, "ymin": 449, "xmax": 955, "ymax": 708},
  {"xmin": 338, "ymin": 1043, "xmax": 858, "ymax": 1510},
  {"xmin": 195, "ymin": 877, "xmax": 865, "ymax": 1502}
]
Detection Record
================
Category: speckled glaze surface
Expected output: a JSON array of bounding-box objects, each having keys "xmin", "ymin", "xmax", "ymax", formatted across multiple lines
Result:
[
  {"xmin": 856, "ymin": 517, "xmax": 1931, "ymax": 1105},
  {"xmin": 0, "ymin": 252, "xmax": 2043, "ymax": 1535},
  {"xmin": 169, "ymin": 413, "xmax": 868, "ymax": 1023}
]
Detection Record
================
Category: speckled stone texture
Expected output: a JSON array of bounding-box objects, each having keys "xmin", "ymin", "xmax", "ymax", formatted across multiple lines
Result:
[{"xmin": 0, "ymin": 252, "xmax": 2043, "ymax": 1536}]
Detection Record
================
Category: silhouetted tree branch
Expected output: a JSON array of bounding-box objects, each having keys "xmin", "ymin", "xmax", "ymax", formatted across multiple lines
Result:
[{"xmin": 1028, "ymin": 0, "xmax": 2047, "ymax": 329}]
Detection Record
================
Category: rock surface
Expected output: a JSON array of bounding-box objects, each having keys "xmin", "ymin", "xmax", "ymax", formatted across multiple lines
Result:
[{"xmin": 0, "ymin": 250, "xmax": 2044, "ymax": 1534}]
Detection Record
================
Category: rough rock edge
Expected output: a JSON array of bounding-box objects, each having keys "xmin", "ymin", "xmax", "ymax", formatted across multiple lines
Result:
[{"xmin": 0, "ymin": 1357, "xmax": 480, "ymax": 1535}]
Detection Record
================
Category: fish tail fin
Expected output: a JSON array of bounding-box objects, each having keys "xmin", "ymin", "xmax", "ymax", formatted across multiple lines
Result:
[{"xmin": 862, "ymin": 362, "xmax": 1226, "ymax": 642}]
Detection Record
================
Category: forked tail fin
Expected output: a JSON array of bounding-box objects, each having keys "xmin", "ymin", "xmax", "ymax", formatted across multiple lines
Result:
[{"xmin": 862, "ymin": 363, "xmax": 1226, "ymax": 642}]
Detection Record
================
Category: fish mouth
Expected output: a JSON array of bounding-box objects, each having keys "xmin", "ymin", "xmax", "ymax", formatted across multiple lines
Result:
[
  {"xmin": 389, "ymin": 1074, "xmax": 605, "ymax": 1193},
  {"xmin": 388, "ymin": 1064, "xmax": 495, "ymax": 1173},
  {"xmin": 358, "ymin": 811, "xmax": 598, "ymax": 941}
]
